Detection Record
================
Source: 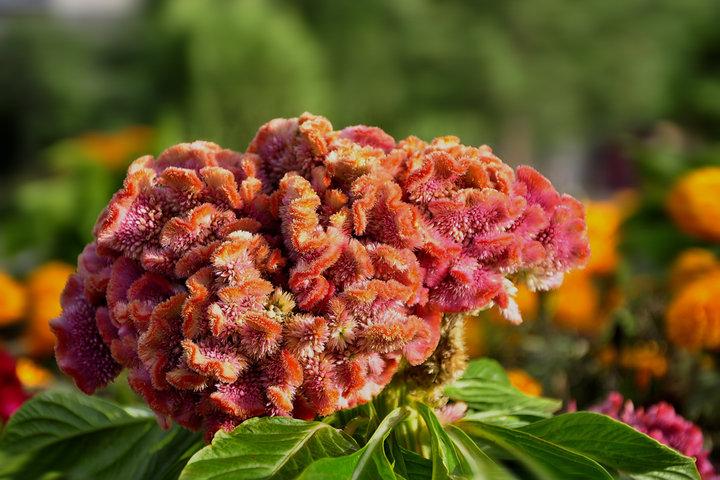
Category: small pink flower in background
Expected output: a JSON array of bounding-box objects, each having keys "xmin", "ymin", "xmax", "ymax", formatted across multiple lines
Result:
[
  {"xmin": 51, "ymin": 113, "xmax": 590, "ymax": 441},
  {"xmin": 0, "ymin": 348, "xmax": 29, "ymax": 424},
  {"xmin": 436, "ymin": 401, "xmax": 468, "ymax": 425},
  {"xmin": 592, "ymin": 392, "xmax": 719, "ymax": 479}
]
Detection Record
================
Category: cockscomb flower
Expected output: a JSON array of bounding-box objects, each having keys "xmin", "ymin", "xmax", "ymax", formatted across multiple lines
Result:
[
  {"xmin": 52, "ymin": 113, "xmax": 589, "ymax": 440},
  {"xmin": 591, "ymin": 392, "xmax": 718, "ymax": 479}
]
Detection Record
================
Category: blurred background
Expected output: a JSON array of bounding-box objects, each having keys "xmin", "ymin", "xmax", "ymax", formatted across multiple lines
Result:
[{"xmin": 2, "ymin": 0, "xmax": 720, "ymax": 466}]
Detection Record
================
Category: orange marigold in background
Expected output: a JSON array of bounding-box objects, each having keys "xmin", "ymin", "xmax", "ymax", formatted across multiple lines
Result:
[
  {"xmin": 550, "ymin": 271, "xmax": 601, "ymax": 333},
  {"xmin": 0, "ymin": 271, "xmax": 26, "ymax": 326},
  {"xmin": 549, "ymin": 193, "xmax": 634, "ymax": 333},
  {"xmin": 77, "ymin": 125, "xmax": 155, "ymax": 170},
  {"xmin": 620, "ymin": 342, "xmax": 668, "ymax": 389},
  {"xmin": 507, "ymin": 368, "xmax": 542, "ymax": 396},
  {"xmin": 23, "ymin": 262, "xmax": 75, "ymax": 356},
  {"xmin": 15, "ymin": 357, "xmax": 54, "ymax": 390},
  {"xmin": 597, "ymin": 343, "xmax": 667, "ymax": 389},
  {"xmin": 584, "ymin": 191, "xmax": 636, "ymax": 275},
  {"xmin": 667, "ymin": 167, "xmax": 720, "ymax": 242},
  {"xmin": 666, "ymin": 270, "xmax": 720, "ymax": 351},
  {"xmin": 669, "ymin": 248, "xmax": 719, "ymax": 292}
]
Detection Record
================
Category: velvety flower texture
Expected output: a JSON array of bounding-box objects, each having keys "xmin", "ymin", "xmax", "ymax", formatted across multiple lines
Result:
[
  {"xmin": 51, "ymin": 113, "xmax": 589, "ymax": 440},
  {"xmin": 592, "ymin": 392, "xmax": 719, "ymax": 479}
]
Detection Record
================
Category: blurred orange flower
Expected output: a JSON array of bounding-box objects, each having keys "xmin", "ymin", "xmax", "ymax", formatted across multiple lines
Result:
[
  {"xmin": 463, "ymin": 314, "xmax": 486, "ymax": 358},
  {"xmin": 0, "ymin": 271, "xmax": 26, "ymax": 326},
  {"xmin": 667, "ymin": 167, "xmax": 720, "ymax": 242},
  {"xmin": 666, "ymin": 270, "xmax": 720, "ymax": 351},
  {"xmin": 583, "ymin": 191, "xmax": 637, "ymax": 275},
  {"xmin": 15, "ymin": 357, "xmax": 54, "ymax": 390},
  {"xmin": 507, "ymin": 368, "xmax": 542, "ymax": 397},
  {"xmin": 584, "ymin": 201, "xmax": 621, "ymax": 274},
  {"xmin": 619, "ymin": 342, "xmax": 668, "ymax": 389},
  {"xmin": 23, "ymin": 262, "xmax": 75, "ymax": 356},
  {"xmin": 669, "ymin": 248, "xmax": 718, "ymax": 292},
  {"xmin": 77, "ymin": 125, "xmax": 155, "ymax": 170},
  {"xmin": 551, "ymin": 271, "xmax": 602, "ymax": 333}
]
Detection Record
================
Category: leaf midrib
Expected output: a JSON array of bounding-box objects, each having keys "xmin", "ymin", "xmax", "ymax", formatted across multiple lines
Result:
[
  {"xmin": 1, "ymin": 410, "xmax": 155, "ymax": 454},
  {"xmin": 194, "ymin": 423, "xmax": 342, "ymax": 480}
]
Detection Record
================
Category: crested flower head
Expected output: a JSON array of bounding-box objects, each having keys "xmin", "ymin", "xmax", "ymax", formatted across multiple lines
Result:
[
  {"xmin": 52, "ymin": 114, "xmax": 589, "ymax": 440},
  {"xmin": 591, "ymin": 392, "xmax": 718, "ymax": 479}
]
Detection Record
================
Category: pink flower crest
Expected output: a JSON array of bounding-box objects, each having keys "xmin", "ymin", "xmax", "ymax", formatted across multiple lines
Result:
[
  {"xmin": 592, "ymin": 392, "xmax": 719, "ymax": 479},
  {"xmin": 51, "ymin": 113, "xmax": 589, "ymax": 440},
  {"xmin": 0, "ymin": 348, "xmax": 29, "ymax": 423}
]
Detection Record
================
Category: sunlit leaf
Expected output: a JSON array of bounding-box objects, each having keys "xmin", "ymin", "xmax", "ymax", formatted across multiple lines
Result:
[
  {"xmin": 518, "ymin": 412, "xmax": 700, "ymax": 480},
  {"xmin": 180, "ymin": 417, "xmax": 357, "ymax": 480},
  {"xmin": 457, "ymin": 419, "xmax": 613, "ymax": 479},
  {"xmin": 296, "ymin": 406, "xmax": 411, "ymax": 480},
  {"xmin": 0, "ymin": 390, "xmax": 201, "ymax": 480}
]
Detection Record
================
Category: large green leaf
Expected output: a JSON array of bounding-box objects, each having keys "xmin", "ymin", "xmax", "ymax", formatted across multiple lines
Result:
[
  {"xmin": 180, "ymin": 417, "xmax": 357, "ymax": 480},
  {"xmin": 518, "ymin": 412, "xmax": 700, "ymax": 480},
  {"xmin": 445, "ymin": 359, "xmax": 560, "ymax": 427},
  {"xmin": 296, "ymin": 406, "xmax": 411, "ymax": 480},
  {"xmin": 457, "ymin": 419, "xmax": 614, "ymax": 479},
  {"xmin": 461, "ymin": 358, "xmax": 513, "ymax": 384},
  {"xmin": 396, "ymin": 447, "xmax": 432, "ymax": 480},
  {"xmin": 413, "ymin": 402, "xmax": 464, "ymax": 479},
  {"xmin": 0, "ymin": 390, "xmax": 202, "ymax": 480},
  {"xmin": 444, "ymin": 425, "xmax": 516, "ymax": 480}
]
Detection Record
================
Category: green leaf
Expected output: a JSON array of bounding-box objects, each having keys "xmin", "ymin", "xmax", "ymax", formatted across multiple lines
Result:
[
  {"xmin": 413, "ymin": 402, "xmax": 464, "ymax": 479},
  {"xmin": 180, "ymin": 417, "xmax": 358, "ymax": 480},
  {"xmin": 0, "ymin": 390, "xmax": 202, "ymax": 480},
  {"xmin": 147, "ymin": 427, "xmax": 206, "ymax": 480},
  {"xmin": 397, "ymin": 447, "xmax": 432, "ymax": 480},
  {"xmin": 462, "ymin": 358, "xmax": 513, "ymax": 384},
  {"xmin": 324, "ymin": 401, "xmax": 378, "ymax": 445},
  {"xmin": 297, "ymin": 406, "xmax": 411, "ymax": 480},
  {"xmin": 518, "ymin": 412, "xmax": 700, "ymax": 480},
  {"xmin": 457, "ymin": 419, "xmax": 614, "ymax": 479},
  {"xmin": 444, "ymin": 425, "xmax": 516, "ymax": 480},
  {"xmin": 445, "ymin": 358, "xmax": 560, "ymax": 427}
]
